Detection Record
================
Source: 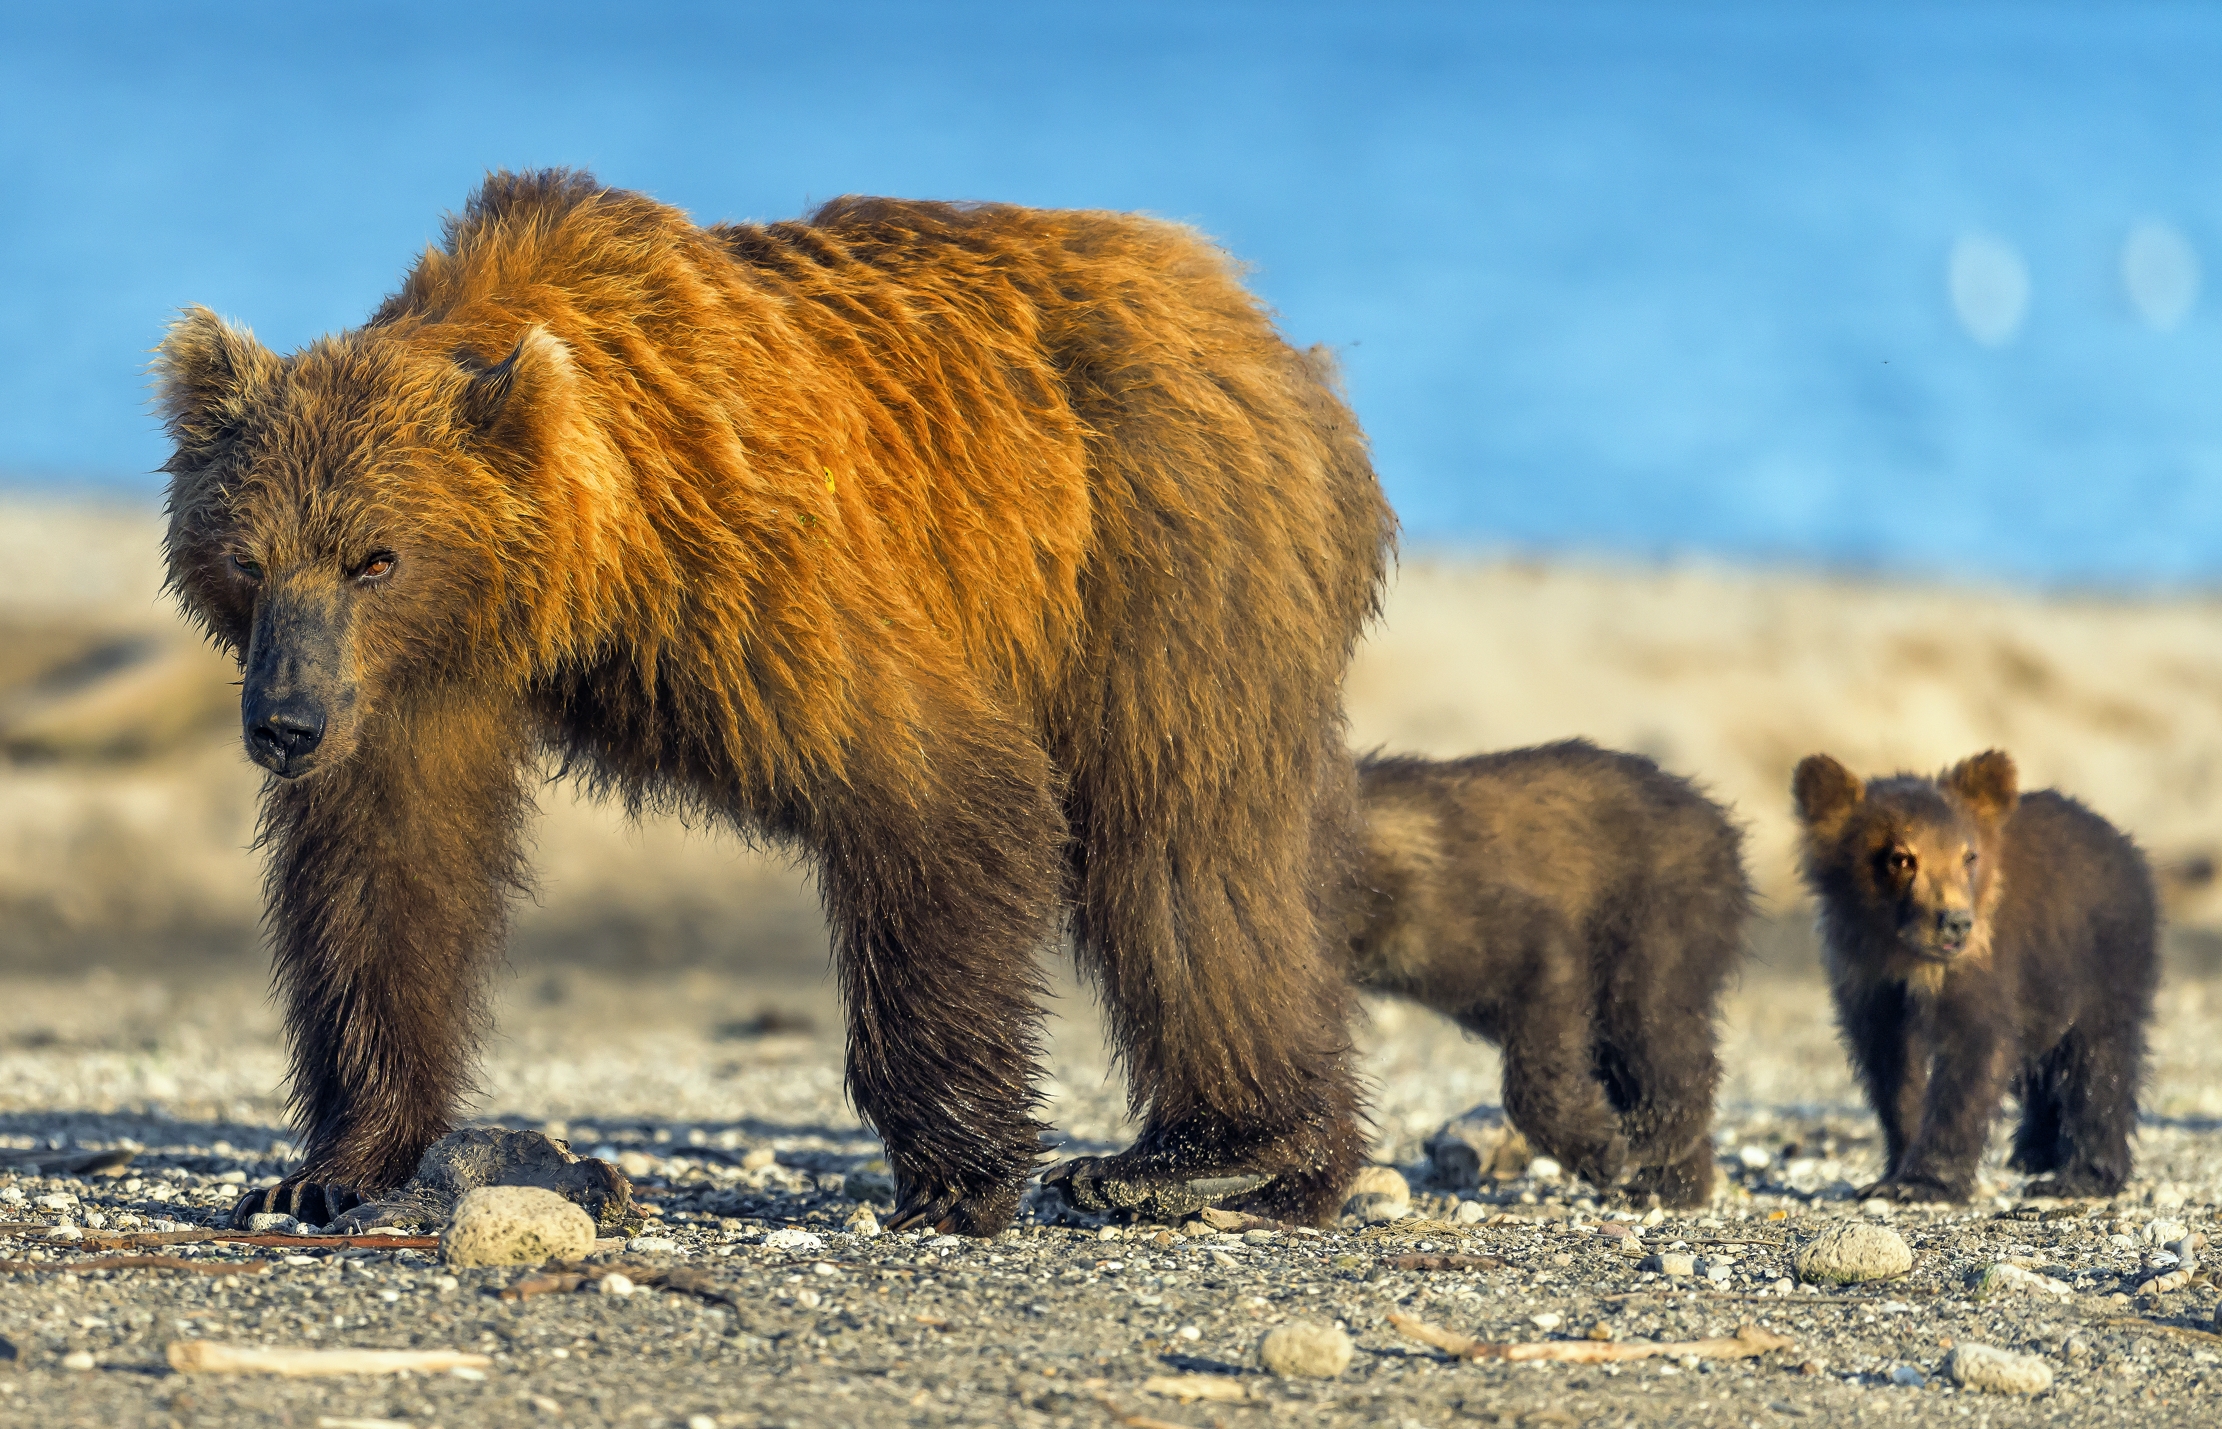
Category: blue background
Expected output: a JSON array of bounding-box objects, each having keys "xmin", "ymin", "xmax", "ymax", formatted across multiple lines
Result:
[{"xmin": 5, "ymin": 1, "xmax": 2221, "ymax": 585}]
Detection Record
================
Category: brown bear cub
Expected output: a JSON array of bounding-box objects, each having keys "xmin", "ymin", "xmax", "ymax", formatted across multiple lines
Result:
[
  {"xmin": 1793, "ymin": 751, "xmax": 2158, "ymax": 1202},
  {"xmin": 1345, "ymin": 742, "xmax": 1751, "ymax": 1207}
]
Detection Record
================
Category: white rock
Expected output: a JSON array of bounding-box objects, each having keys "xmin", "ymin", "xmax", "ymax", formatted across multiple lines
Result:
[
  {"xmin": 33, "ymin": 1193, "xmax": 75, "ymax": 1210},
  {"xmin": 1970, "ymin": 1262, "xmax": 2073, "ymax": 1301},
  {"xmin": 0, "ymin": 1187, "xmax": 21, "ymax": 1204},
  {"xmin": 625, "ymin": 1235, "xmax": 679, "ymax": 1254},
  {"xmin": 741, "ymin": 1147, "xmax": 778, "ymax": 1171},
  {"xmin": 1642, "ymin": 1252, "xmax": 1697, "ymax": 1277},
  {"xmin": 245, "ymin": 1213, "xmax": 302, "ymax": 1235},
  {"xmin": 1527, "ymin": 1156, "xmax": 1563, "ymax": 1180},
  {"xmin": 2146, "ymin": 1219, "xmax": 2189, "ymax": 1245},
  {"xmin": 599, "ymin": 1272, "xmax": 637, "ymax": 1296},
  {"xmin": 1530, "ymin": 1313, "xmax": 1562, "ymax": 1332},
  {"xmin": 1259, "ymin": 1322, "xmax": 1353, "ymax": 1378},
  {"xmin": 762, "ymin": 1227, "xmax": 824, "ymax": 1252},
  {"xmin": 1890, "ymin": 1365, "xmax": 1926, "ymax": 1388},
  {"xmin": 1343, "ymin": 1166, "xmax": 1410, "ymax": 1222},
  {"xmin": 1737, "ymin": 1145, "xmax": 1772, "ymax": 1170},
  {"xmin": 45, "ymin": 1225, "xmax": 81, "ymax": 1242},
  {"xmin": 844, "ymin": 1205, "xmax": 881, "ymax": 1238},
  {"xmin": 439, "ymin": 1186, "xmax": 597, "ymax": 1269},
  {"xmin": 1453, "ymin": 1200, "xmax": 1486, "ymax": 1225},
  {"xmin": 1793, "ymin": 1222, "xmax": 1913, "ymax": 1285},
  {"xmin": 60, "ymin": 1350, "xmax": 94, "ymax": 1371},
  {"xmin": 1946, "ymin": 1343, "xmax": 2054, "ymax": 1394},
  {"xmin": 926, "ymin": 1233, "xmax": 964, "ymax": 1249}
]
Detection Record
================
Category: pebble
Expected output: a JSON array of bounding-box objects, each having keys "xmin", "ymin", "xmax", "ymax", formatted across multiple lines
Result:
[
  {"xmin": 1889, "ymin": 1365, "xmax": 1926, "ymax": 1388},
  {"xmin": 1530, "ymin": 1313, "xmax": 1562, "ymax": 1332},
  {"xmin": 844, "ymin": 1205, "xmax": 881, "ymax": 1238},
  {"xmin": 1343, "ymin": 1166, "xmax": 1410, "ymax": 1222},
  {"xmin": 1945, "ymin": 1343, "xmax": 2055, "ymax": 1395},
  {"xmin": 1698, "ymin": 1256, "xmax": 1733, "ymax": 1283},
  {"xmin": 1527, "ymin": 1156, "xmax": 1563, "ymax": 1180},
  {"xmin": 244, "ymin": 1212, "xmax": 302, "ymax": 1234},
  {"xmin": 60, "ymin": 1350, "xmax": 93, "ymax": 1372},
  {"xmin": 1453, "ymin": 1200, "xmax": 1486, "ymax": 1225},
  {"xmin": 761, "ymin": 1227, "xmax": 824, "ymax": 1252},
  {"xmin": 741, "ymin": 1147, "xmax": 778, "ymax": 1171},
  {"xmin": 626, "ymin": 1235, "xmax": 679, "ymax": 1254},
  {"xmin": 1792, "ymin": 1221, "xmax": 1912, "ymax": 1285},
  {"xmin": 1737, "ymin": 1145, "xmax": 1771, "ymax": 1169},
  {"xmin": 926, "ymin": 1234, "xmax": 964, "ymax": 1250},
  {"xmin": 1259, "ymin": 1322, "xmax": 1353, "ymax": 1379},
  {"xmin": 1970, "ymin": 1262, "xmax": 2073, "ymax": 1301},
  {"xmin": 599, "ymin": 1272, "xmax": 637, "ymax": 1297},
  {"xmin": 1641, "ymin": 1252, "xmax": 1697, "ymax": 1277},
  {"xmin": 439, "ymin": 1185, "xmax": 598, "ymax": 1269}
]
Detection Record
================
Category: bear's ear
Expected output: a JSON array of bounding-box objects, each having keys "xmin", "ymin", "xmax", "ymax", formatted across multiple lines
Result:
[
  {"xmin": 152, "ymin": 306, "xmax": 279, "ymax": 468},
  {"xmin": 1943, "ymin": 749, "xmax": 2019, "ymax": 825},
  {"xmin": 1793, "ymin": 753, "xmax": 1865, "ymax": 833},
  {"xmin": 455, "ymin": 325, "xmax": 575, "ymax": 441}
]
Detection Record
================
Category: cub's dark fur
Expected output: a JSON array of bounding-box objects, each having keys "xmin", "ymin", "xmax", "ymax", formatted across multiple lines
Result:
[
  {"xmin": 1794, "ymin": 750, "xmax": 2158, "ymax": 1202},
  {"xmin": 1345, "ymin": 741, "xmax": 1751, "ymax": 1207}
]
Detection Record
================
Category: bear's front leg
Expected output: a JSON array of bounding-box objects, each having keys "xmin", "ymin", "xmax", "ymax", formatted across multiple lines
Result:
[
  {"xmin": 819, "ymin": 745, "xmax": 1066, "ymax": 1237},
  {"xmin": 230, "ymin": 704, "xmax": 531, "ymax": 1228},
  {"xmin": 1865, "ymin": 998, "xmax": 2006, "ymax": 1204}
]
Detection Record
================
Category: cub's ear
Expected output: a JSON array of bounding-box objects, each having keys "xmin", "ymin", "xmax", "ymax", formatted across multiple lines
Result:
[
  {"xmin": 456, "ymin": 325, "xmax": 575, "ymax": 440},
  {"xmin": 1943, "ymin": 749, "xmax": 2019, "ymax": 824},
  {"xmin": 152, "ymin": 306, "xmax": 279, "ymax": 467},
  {"xmin": 1793, "ymin": 753, "xmax": 1865, "ymax": 832}
]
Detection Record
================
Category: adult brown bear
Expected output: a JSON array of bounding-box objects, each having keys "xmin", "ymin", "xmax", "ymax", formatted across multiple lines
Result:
[{"xmin": 157, "ymin": 170, "xmax": 1395, "ymax": 1235}]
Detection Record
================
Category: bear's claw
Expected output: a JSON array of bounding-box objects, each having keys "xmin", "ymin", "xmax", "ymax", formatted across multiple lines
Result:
[
  {"xmin": 229, "ymin": 1179, "xmax": 367, "ymax": 1229},
  {"xmin": 1041, "ymin": 1157, "xmax": 1274, "ymax": 1220}
]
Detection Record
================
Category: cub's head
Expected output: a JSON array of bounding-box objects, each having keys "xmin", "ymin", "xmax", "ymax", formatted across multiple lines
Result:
[
  {"xmin": 1792, "ymin": 750, "xmax": 2018, "ymax": 975},
  {"xmin": 154, "ymin": 307, "xmax": 578, "ymax": 779}
]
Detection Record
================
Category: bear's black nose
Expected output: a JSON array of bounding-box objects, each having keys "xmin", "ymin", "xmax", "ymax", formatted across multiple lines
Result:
[
  {"xmin": 249, "ymin": 703, "xmax": 325, "ymax": 765},
  {"xmin": 1938, "ymin": 909, "xmax": 1974, "ymax": 943}
]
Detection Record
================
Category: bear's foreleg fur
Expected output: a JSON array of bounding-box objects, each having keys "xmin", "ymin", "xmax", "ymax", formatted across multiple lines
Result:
[
  {"xmin": 231, "ymin": 697, "xmax": 532, "ymax": 1228},
  {"xmin": 2017, "ymin": 1024, "xmax": 2141, "ymax": 1198},
  {"xmin": 1880, "ymin": 997, "xmax": 2005, "ymax": 1201},
  {"xmin": 1833, "ymin": 978, "xmax": 1931, "ymax": 1184},
  {"xmin": 822, "ymin": 716, "xmax": 1068, "ymax": 1236}
]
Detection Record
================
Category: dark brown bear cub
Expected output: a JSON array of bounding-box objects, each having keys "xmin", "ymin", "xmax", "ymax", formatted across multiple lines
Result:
[
  {"xmin": 1345, "ymin": 742, "xmax": 1751, "ymax": 1207},
  {"xmin": 1793, "ymin": 750, "xmax": 2158, "ymax": 1202}
]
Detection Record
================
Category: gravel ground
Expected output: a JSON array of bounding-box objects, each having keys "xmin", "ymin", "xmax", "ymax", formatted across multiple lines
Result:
[{"xmin": 0, "ymin": 953, "xmax": 2217, "ymax": 1428}]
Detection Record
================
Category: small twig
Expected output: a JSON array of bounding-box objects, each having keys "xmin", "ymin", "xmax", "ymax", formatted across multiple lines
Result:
[
  {"xmin": 1143, "ymin": 1374, "xmax": 1253, "ymax": 1403},
  {"xmin": 0, "ymin": 1254, "xmax": 271, "ymax": 1277},
  {"xmin": 1094, "ymin": 1391, "xmax": 1202, "ymax": 1429},
  {"xmin": 2098, "ymin": 1316, "xmax": 2222, "ymax": 1348},
  {"xmin": 167, "ymin": 1341, "xmax": 491, "ymax": 1376},
  {"xmin": 498, "ymin": 1272, "xmax": 588, "ymax": 1302},
  {"xmin": 1388, "ymin": 1311, "xmax": 1795, "ymax": 1364},
  {"xmin": 65, "ymin": 1230, "xmax": 440, "ymax": 1252}
]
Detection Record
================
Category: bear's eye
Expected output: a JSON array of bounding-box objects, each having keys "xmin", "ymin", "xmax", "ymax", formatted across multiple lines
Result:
[
  {"xmin": 354, "ymin": 551, "xmax": 397, "ymax": 583},
  {"xmin": 230, "ymin": 553, "xmax": 263, "ymax": 582},
  {"xmin": 1886, "ymin": 849, "xmax": 1916, "ymax": 875},
  {"xmin": 1963, "ymin": 849, "xmax": 1979, "ymax": 867}
]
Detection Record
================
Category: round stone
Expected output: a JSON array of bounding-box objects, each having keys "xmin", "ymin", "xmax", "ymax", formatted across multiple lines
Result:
[
  {"xmin": 1259, "ymin": 1322, "xmax": 1354, "ymax": 1379},
  {"xmin": 1946, "ymin": 1343, "xmax": 2054, "ymax": 1395},
  {"xmin": 439, "ymin": 1185, "xmax": 597, "ymax": 1269},
  {"xmin": 1792, "ymin": 1221, "xmax": 1913, "ymax": 1285}
]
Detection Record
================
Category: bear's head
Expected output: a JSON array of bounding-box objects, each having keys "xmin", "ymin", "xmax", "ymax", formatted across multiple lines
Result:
[
  {"xmin": 153, "ymin": 306, "xmax": 580, "ymax": 779},
  {"xmin": 1792, "ymin": 750, "xmax": 2018, "ymax": 981}
]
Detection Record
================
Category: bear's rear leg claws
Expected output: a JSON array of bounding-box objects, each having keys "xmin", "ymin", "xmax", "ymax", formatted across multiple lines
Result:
[
  {"xmin": 1041, "ymin": 1156, "xmax": 1273, "ymax": 1221},
  {"xmin": 885, "ymin": 1179, "xmax": 1020, "ymax": 1238},
  {"xmin": 229, "ymin": 1179, "xmax": 366, "ymax": 1230}
]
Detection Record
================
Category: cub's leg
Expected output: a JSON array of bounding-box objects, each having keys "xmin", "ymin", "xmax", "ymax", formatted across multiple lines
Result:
[
  {"xmin": 2021, "ymin": 1025, "xmax": 2139, "ymax": 1199},
  {"xmin": 2007, "ymin": 1051, "xmax": 2069, "ymax": 1177},
  {"xmin": 1048, "ymin": 763, "xmax": 1364, "ymax": 1226},
  {"xmin": 1832, "ymin": 979, "xmax": 1930, "ymax": 1188},
  {"xmin": 1463, "ymin": 928, "xmax": 1625, "ymax": 1193},
  {"xmin": 230, "ymin": 702, "xmax": 532, "ymax": 1228},
  {"xmin": 1877, "ymin": 999, "xmax": 2003, "ymax": 1202},
  {"xmin": 824, "ymin": 728, "xmax": 1068, "ymax": 1237},
  {"xmin": 1594, "ymin": 927, "xmax": 1736, "ymax": 1208}
]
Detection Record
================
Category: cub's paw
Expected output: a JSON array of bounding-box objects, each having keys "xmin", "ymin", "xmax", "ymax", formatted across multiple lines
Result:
[
  {"xmin": 1624, "ymin": 1155, "xmax": 1715, "ymax": 1210},
  {"xmin": 229, "ymin": 1179, "xmax": 365, "ymax": 1230},
  {"xmin": 2022, "ymin": 1170, "xmax": 2124, "ymax": 1201},
  {"xmin": 884, "ymin": 1177, "xmax": 1021, "ymax": 1238},
  {"xmin": 1040, "ymin": 1156, "xmax": 1272, "ymax": 1221},
  {"xmin": 1856, "ymin": 1175, "xmax": 1966, "ymax": 1205}
]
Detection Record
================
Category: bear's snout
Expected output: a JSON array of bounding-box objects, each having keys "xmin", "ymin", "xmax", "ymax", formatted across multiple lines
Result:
[
  {"xmin": 247, "ymin": 698, "xmax": 326, "ymax": 773},
  {"xmin": 1935, "ymin": 907, "xmax": 1974, "ymax": 951}
]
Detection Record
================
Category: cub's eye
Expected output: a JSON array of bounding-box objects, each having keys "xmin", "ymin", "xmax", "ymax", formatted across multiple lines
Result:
[
  {"xmin": 1886, "ymin": 849, "xmax": 1916, "ymax": 875},
  {"xmin": 355, "ymin": 551, "xmax": 397, "ymax": 583},
  {"xmin": 230, "ymin": 554, "xmax": 263, "ymax": 582},
  {"xmin": 1964, "ymin": 850, "xmax": 1979, "ymax": 867}
]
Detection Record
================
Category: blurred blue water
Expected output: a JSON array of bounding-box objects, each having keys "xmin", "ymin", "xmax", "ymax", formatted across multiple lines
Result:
[{"xmin": 4, "ymin": 1, "xmax": 2221, "ymax": 586}]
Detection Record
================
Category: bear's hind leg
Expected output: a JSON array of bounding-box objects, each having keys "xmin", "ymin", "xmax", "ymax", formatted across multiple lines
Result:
[
  {"xmin": 2022, "ymin": 1026, "xmax": 2139, "ymax": 1199},
  {"xmin": 1496, "ymin": 984, "xmax": 1630, "ymax": 1196},
  {"xmin": 1047, "ymin": 772, "xmax": 1365, "ymax": 1226}
]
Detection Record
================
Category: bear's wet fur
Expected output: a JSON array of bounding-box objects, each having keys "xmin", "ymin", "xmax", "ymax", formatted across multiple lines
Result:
[
  {"xmin": 1345, "ymin": 741, "xmax": 1751, "ymax": 1207},
  {"xmin": 155, "ymin": 170, "xmax": 1394, "ymax": 1234},
  {"xmin": 1793, "ymin": 750, "xmax": 2158, "ymax": 1202}
]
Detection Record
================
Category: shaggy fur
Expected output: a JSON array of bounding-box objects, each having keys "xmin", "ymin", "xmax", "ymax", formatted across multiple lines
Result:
[
  {"xmin": 157, "ymin": 170, "xmax": 1395, "ymax": 1234},
  {"xmin": 1344, "ymin": 742, "xmax": 1751, "ymax": 1207},
  {"xmin": 1794, "ymin": 751, "xmax": 2158, "ymax": 1202}
]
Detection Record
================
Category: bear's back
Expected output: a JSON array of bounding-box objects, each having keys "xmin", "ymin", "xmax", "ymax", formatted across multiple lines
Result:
[{"xmin": 1992, "ymin": 789, "xmax": 2159, "ymax": 1005}]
